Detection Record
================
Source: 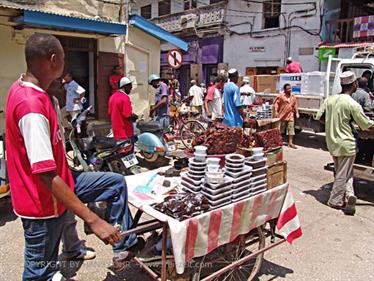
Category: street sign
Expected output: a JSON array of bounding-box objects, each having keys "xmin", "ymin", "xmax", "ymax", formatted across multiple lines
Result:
[
  {"xmin": 319, "ymin": 48, "xmax": 336, "ymax": 62},
  {"xmin": 167, "ymin": 49, "xmax": 183, "ymax": 69}
]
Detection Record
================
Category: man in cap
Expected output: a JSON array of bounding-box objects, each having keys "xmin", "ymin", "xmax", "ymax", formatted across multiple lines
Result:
[
  {"xmin": 188, "ymin": 80, "xmax": 204, "ymax": 114},
  {"xmin": 285, "ymin": 57, "xmax": 303, "ymax": 73},
  {"xmin": 223, "ymin": 68, "xmax": 249, "ymax": 127},
  {"xmin": 316, "ymin": 71, "xmax": 374, "ymax": 215},
  {"xmin": 108, "ymin": 77, "xmax": 138, "ymax": 140},
  {"xmin": 149, "ymin": 74, "xmax": 170, "ymax": 129},
  {"xmin": 240, "ymin": 76, "xmax": 256, "ymax": 107}
]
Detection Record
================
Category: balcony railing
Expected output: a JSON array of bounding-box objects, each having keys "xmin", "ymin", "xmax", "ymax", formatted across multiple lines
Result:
[
  {"xmin": 326, "ymin": 17, "xmax": 374, "ymax": 44},
  {"xmin": 152, "ymin": 1, "xmax": 227, "ymax": 33}
]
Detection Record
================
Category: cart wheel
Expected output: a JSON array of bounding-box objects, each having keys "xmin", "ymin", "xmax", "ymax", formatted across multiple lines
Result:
[{"xmin": 191, "ymin": 227, "xmax": 265, "ymax": 281}]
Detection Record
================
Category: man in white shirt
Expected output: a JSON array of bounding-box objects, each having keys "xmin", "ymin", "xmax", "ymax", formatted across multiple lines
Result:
[
  {"xmin": 240, "ymin": 76, "xmax": 256, "ymax": 107},
  {"xmin": 189, "ymin": 80, "xmax": 204, "ymax": 114},
  {"xmin": 205, "ymin": 75, "xmax": 226, "ymax": 120},
  {"xmin": 63, "ymin": 73, "xmax": 86, "ymax": 119}
]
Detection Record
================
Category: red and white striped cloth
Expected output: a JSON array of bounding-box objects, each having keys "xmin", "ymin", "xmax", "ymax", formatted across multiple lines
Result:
[{"xmin": 140, "ymin": 183, "xmax": 302, "ymax": 274}]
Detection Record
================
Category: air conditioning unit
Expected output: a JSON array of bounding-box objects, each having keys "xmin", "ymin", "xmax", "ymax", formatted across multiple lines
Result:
[{"xmin": 180, "ymin": 14, "xmax": 197, "ymax": 29}]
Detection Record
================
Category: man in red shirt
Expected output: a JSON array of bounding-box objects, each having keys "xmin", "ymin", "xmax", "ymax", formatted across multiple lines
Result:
[
  {"xmin": 108, "ymin": 77, "xmax": 137, "ymax": 140},
  {"xmin": 285, "ymin": 57, "xmax": 303, "ymax": 73},
  {"xmin": 109, "ymin": 65, "xmax": 124, "ymax": 94},
  {"xmin": 6, "ymin": 33, "xmax": 137, "ymax": 280}
]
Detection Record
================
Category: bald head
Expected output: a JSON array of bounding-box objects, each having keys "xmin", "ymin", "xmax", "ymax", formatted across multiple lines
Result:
[
  {"xmin": 24, "ymin": 33, "xmax": 65, "ymax": 89},
  {"xmin": 26, "ymin": 33, "xmax": 62, "ymax": 68}
]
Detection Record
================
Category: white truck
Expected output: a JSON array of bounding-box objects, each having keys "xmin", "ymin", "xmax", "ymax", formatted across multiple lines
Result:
[
  {"xmin": 257, "ymin": 48, "xmax": 374, "ymax": 181},
  {"xmin": 256, "ymin": 49, "xmax": 374, "ymax": 133}
]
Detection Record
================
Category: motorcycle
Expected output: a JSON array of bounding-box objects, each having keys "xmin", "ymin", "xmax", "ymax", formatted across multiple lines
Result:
[
  {"xmin": 66, "ymin": 106, "xmax": 139, "ymax": 175},
  {"xmin": 135, "ymin": 120, "xmax": 177, "ymax": 168}
]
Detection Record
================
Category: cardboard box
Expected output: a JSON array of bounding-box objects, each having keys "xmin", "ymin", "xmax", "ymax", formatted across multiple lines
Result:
[
  {"xmin": 256, "ymin": 75, "xmax": 279, "ymax": 93},
  {"xmin": 279, "ymin": 73, "xmax": 302, "ymax": 94},
  {"xmin": 267, "ymin": 161, "xmax": 287, "ymax": 189},
  {"xmin": 265, "ymin": 147, "xmax": 283, "ymax": 166}
]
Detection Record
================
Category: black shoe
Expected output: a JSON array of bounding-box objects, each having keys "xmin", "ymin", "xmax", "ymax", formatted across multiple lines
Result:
[{"xmin": 343, "ymin": 195, "xmax": 356, "ymax": 216}]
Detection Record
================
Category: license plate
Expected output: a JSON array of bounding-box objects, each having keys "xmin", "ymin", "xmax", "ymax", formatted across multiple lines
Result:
[{"xmin": 121, "ymin": 154, "xmax": 138, "ymax": 168}]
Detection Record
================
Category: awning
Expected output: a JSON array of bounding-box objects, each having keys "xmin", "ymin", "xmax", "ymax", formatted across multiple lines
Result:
[
  {"xmin": 129, "ymin": 14, "xmax": 188, "ymax": 52},
  {"xmin": 15, "ymin": 10, "xmax": 126, "ymax": 35}
]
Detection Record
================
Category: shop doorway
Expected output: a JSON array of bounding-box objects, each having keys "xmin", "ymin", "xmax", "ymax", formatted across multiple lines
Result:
[{"xmin": 57, "ymin": 36, "xmax": 97, "ymax": 113}]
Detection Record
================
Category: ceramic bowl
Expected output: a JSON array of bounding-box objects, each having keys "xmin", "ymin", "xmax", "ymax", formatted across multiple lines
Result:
[
  {"xmin": 188, "ymin": 157, "xmax": 207, "ymax": 166},
  {"xmin": 194, "ymin": 153, "xmax": 207, "ymax": 162},
  {"xmin": 194, "ymin": 145, "xmax": 208, "ymax": 154},
  {"xmin": 251, "ymin": 147, "xmax": 264, "ymax": 155},
  {"xmin": 207, "ymin": 157, "xmax": 221, "ymax": 166},
  {"xmin": 225, "ymin": 154, "xmax": 245, "ymax": 164},
  {"xmin": 253, "ymin": 153, "xmax": 264, "ymax": 161},
  {"xmin": 207, "ymin": 164, "xmax": 220, "ymax": 173}
]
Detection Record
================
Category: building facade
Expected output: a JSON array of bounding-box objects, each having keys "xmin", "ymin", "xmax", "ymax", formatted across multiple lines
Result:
[
  {"xmin": 0, "ymin": 0, "xmax": 187, "ymax": 133},
  {"xmin": 132, "ymin": 0, "xmax": 324, "ymax": 94},
  {"xmin": 132, "ymin": 0, "xmax": 226, "ymax": 96}
]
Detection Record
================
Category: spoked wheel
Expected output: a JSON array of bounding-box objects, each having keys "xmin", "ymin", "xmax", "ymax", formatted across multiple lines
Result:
[
  {"xmin": 180, "ymin": 120, "xmax": 206, "ymax": 149},
  {"xmin": 191, "ymin": 227, "xmax": 265, "ymax": 281}
]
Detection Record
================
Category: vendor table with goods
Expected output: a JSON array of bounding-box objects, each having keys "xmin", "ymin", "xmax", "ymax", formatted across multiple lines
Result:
[{"xmin": 123, "ymin": 153, "xmax": 301, "ymax": 280}]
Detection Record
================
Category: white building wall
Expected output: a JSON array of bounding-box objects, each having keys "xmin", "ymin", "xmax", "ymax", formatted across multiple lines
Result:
[{"xmin": 224, "ymin": 0, "xmax": 322, "ymax": 74}]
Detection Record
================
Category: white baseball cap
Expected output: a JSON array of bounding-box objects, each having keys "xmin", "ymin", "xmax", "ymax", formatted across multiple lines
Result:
[
  {"xmin": 119, "ymin": 77, "xmax": 133, "ymax": 88},
  {"xmin": 228, "ymin": 68, "xmax": 238, "ymax": 75},
  {"xmin": 340, "ymin": 71, "xmax": 357, "ymax": 85},
  {"xmin": 242, "ymin": 76, "xmax": 250, "ymax": 83}
]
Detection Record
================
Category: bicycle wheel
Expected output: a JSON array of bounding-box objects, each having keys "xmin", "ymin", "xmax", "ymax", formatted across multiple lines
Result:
[
  {"xmin": 180, "ymin": 120, "xmax": 205, "ymax": 149},
  {"xmin": 191, "ymin": 227, "xmax": 265, "ymax": 281}
]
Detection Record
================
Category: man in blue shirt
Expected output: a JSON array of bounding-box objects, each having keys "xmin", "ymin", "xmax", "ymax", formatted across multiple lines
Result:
[
  {"xmin": 148, "ymin": 74, "xmax": 170, "ymax": 129},
  {"xmin": 223, "ymin": 69, "xmax": 248, "ymax": 127}
]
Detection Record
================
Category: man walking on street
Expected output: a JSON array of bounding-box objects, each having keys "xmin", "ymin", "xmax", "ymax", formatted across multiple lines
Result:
[
  {"xmin": 189, "ymin": 80, "xmax": 204, "ymax": 114},
  {"xmin": 316, "ymin": 71, "xmax": 374, "ymax": 215},
  {"xmin": 149, "ymin": 74, "xmax": 170, "ymax": 129},
  {"xmin": 108, "ymin": 77, "xmax": 138, "ymax": 140},
  {"xmin": 223, "ymin": 68, "xmax": 248, "ymax": 127},
  {"xmin": 5, "ymin": 33, "xmax": 138, "ymax": 280},
  {"xmin": 274, "ymin": 84, "xmax": 300, "ymax": 149},
  {"xmin": 205, "ymin": 75, "xmax": 225, "ymax": 121}
]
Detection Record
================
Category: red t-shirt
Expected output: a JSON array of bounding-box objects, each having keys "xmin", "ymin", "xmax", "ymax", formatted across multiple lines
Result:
[
  {"xmin": 5, "ymin": 79, "xmax": 75, "ymax": 219},
  {"xmin": 286, "ymin": 62, "xmax": 303, "ymax": 73},
  {"xmin": 108, "ymin": 90, "xmax": 134, "ymax": 139},
  {"xmin": 109, "ymin": 74, "xmax": 124, "ymax": 94},
  {"xmin": 206, "ymin": 85, "xmax": 216, "ymax": 101}
]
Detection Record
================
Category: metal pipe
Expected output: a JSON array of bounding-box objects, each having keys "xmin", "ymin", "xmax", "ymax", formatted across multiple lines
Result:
[
  {"xmin": 161, "ymin": 223, "xmax": 168, "ymax": 281},
  {"xmin": 201, "ymin": 238, "xmax": 287, "ymax": 281},
  {"xmin": 133, "ymin": 257, "xmax": 160, "ymax": 280},
  {"xmin": 120, "ymin": 221, "xmax": 163, "ymax": 237}
]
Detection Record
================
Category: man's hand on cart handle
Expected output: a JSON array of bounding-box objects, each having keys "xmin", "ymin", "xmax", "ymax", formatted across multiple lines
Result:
[{"xmin": 88, "ymin": 217, "xmax": 122, "ymax": 245}]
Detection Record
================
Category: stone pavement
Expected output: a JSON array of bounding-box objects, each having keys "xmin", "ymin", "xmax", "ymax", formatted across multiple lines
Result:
[{"xmin": 0, "ymin": 131, "xmax": 373, "ymax": 280}]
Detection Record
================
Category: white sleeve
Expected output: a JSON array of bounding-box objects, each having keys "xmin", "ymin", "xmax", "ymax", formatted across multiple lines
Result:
[
  {"xmin": 76, "ymin": 85, "xmax": 86, "ymax": 95},
  {"xmin": 18, "ymin": 113, "xmax": 56, "ymax": 173}
]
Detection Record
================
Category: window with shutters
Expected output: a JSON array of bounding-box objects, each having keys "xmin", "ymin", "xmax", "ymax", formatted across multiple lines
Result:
[
  {"xmin": 158, "ymin": 0, "xmax": 171, "ymax": 17},
  {"xmin": 184, "ymin": 0, "xmax": 197, "ymax": 10},
  {"xmin": 263, "ymin": 0, "xmax": 281, "ymax": 29},
  {"xmin": 140, "ymin": 5, "xmax": 152, "ymax": 19}
]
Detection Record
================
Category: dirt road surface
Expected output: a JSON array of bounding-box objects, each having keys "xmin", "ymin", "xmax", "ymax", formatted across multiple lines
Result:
[{"xmin": 0, "ymin": 132, "xmax": 373, "ymax": 280}]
